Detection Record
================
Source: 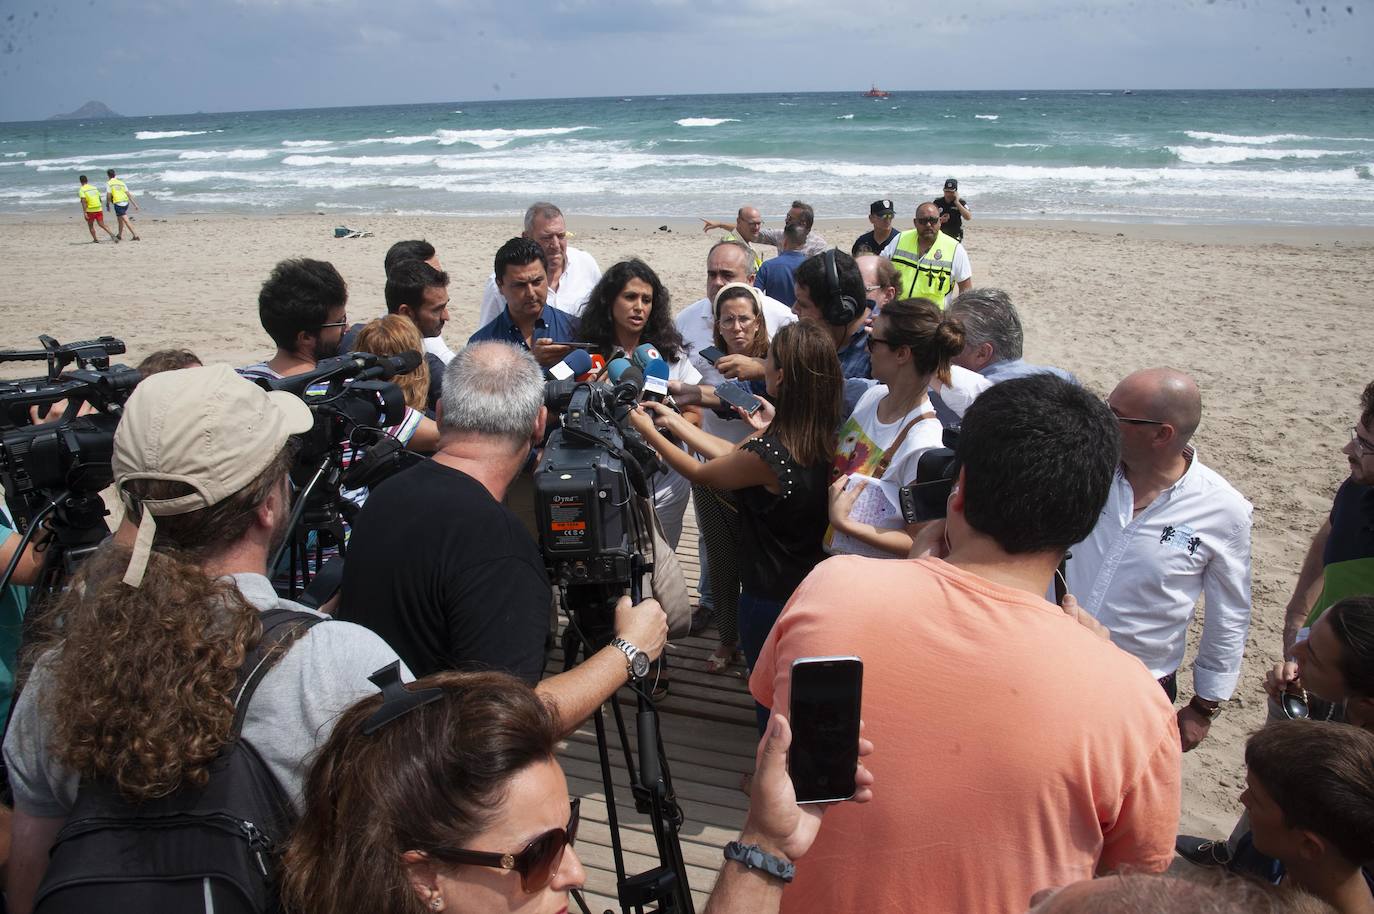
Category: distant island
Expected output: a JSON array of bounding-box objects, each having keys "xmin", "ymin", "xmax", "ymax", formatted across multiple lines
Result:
[{"xmin": 49, "ymin": 101, "xmax": 123, "ymax": 121}]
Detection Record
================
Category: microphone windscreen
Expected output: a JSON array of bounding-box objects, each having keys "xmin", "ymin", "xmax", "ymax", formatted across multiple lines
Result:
[
  {"xmin": 392, "ymin": 349, "xmax": 423, "ymax": 373},
  {"xmin": 631, "ymin": 343, "xmax": 664, "ymax": 370},
  {"xmin": 642, "ymin": 357, "xmax": 670, "ymax": 398},
  {"xmin": 545, "ymin": 347, "xmax": 592, "ymax": 381},
  {"xmin": 581, "ymin": 353, "xmax": 606, "ymax": 381},
  {"xmin": 606, "ymin": 357, "xmax": 634, "ymax": 383}
]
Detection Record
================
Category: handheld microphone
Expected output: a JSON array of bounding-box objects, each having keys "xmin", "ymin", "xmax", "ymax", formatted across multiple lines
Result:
[
  {"xmin": 353, "ymin": 349, "xmax": 423, "ymax": 383},
  {"xmin": 608, "ymin": 360, "xmax": 645, "ymax": 404},
  {"xmin": 543, "ymin": 347, "xmax": 593, "ymax": 381},
  {"xmin": 631, "ymin": 343, "xmax": 671, "ymax": 401},
  {"xmin": 582, "ymin": 352, "xmax": 606, "ymax": 381}
]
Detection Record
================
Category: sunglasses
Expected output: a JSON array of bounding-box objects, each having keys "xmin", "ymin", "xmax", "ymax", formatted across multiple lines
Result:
[
  {"xmin": 318, "ymin": 319, "xmax": 349, "ymax": 330},
  {"xmin": 1107, "ymin": 405, "xmax": 1166, "ymax": 427},
  {"xmin": 915, "ymin": 216, "xmax": 940, "ymax": 225},
  {"xmin": 1278, "ymin": 686, "xmax": 1310, "ymax": 720},
  {"xmin": 435, "ymin": 798, "xmax": 580, "ymax": 893},
  {"xmin": 865, "ymin": 335, "xmax": 898, "ymax": 351}
]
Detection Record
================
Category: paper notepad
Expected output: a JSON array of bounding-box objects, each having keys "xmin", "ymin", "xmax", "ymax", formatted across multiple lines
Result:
[{"xmin": 826, "ymin": 473, "xmax": 904, "ymax": 559}]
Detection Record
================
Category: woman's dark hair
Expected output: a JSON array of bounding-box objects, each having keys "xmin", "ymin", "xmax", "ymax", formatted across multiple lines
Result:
[
  {"xmin": 1326, "ymin": 595, "xmax": 1374, "ymax": 697},
  {"xmin": 281, "ymin": 671, "xmax": 561, "ymax": 914},
  {"xmin": 878, "ymin": 298, "xmax": 965, "ymax": 386},
  {"xmin": 712, "ymin": 284, "xmax": 769, "ymax": 359},
  {"xmin": 1245, "ymin": 720, "xmax": 1374, "ymax": 866},
  {"xmin": 764, "ymin": 322, "xmax": 842, "ymax": 467},
  {"xmin": 579, "ymin": 259, "xmax": 685, "ymax": 363},
  {"xmin": 258, "ymin": 258, "xmax": 348, "ymax": 350}
]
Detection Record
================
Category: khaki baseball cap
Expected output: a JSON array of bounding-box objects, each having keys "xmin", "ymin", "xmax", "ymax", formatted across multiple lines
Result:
[{"xmin": 113, "ymin": 364, "xmax": 312, "ymax": 586}]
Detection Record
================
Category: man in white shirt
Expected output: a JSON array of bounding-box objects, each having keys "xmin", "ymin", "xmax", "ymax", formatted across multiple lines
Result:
[
  {"xmin": 1065, "ymin": 367, "xmax": 1253, "ymax": 753},
  {"xmin": 477, "ymin": 202, "xmax": 601, "ymax": 327}
]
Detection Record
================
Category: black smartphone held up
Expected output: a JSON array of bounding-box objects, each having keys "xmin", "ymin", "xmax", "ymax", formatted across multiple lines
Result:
[
  {"xmin": 698, "ymin": 345, "xmax": 726, "ymax": 365},
  {"xmin": 787, "ymin": 656, "xmax": 863, "ymax": 805},
  {"xmin": 714, "ymin": 382, "xmax": 762, "ymax": 415}
]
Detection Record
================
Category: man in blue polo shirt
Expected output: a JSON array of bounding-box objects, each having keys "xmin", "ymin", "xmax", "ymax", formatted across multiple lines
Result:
[{"xmin": 468, "ymin": 237, "xmax": 579, "ymax": 368}]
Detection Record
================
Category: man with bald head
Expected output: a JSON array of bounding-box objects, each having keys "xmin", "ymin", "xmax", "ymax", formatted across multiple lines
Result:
[
  {"xmin": 1066, "ymin": 368, "xmax": 1253, "ymax": 753},
  {"xmin": 854, "ymin": 253, "xmax": 898, "ymax": 314}
]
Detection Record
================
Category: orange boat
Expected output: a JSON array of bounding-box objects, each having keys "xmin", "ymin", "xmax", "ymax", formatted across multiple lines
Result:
[{"xmin": 862, "ymin": 85, "xmax": 890, "ymax": 98}]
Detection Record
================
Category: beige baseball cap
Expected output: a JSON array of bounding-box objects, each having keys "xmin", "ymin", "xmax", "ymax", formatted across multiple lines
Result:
[{"xmin": 113, "ymin": 364, "xmax": 312, "ymax": 586}]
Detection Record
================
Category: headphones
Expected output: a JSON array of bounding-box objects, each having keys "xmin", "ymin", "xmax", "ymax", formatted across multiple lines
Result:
[{"xmin": 821, "ymin": 248, "xmax": 861, "ymax": 327}]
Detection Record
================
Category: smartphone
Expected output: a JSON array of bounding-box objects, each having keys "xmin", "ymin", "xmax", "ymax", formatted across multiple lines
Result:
[
  {"xmin": 547, "ymin": 341, "xmax": 598, "ymax": 349},
  {"xmin": 698, "ymin": 345, "xmax": 726, "ymax": 365},
  {"xmin": 788, "ymin": 656, "xmax": 863, "ymax": 804},
  {"xmin": 713, "ymin": 382, "xmax": 761, "ymax": 415}
]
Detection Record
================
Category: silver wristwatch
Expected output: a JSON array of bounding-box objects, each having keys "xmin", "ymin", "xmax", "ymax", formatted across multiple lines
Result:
[{"xmin": 611, "ymin": 637, "xmax": 650, "ymax": 682}]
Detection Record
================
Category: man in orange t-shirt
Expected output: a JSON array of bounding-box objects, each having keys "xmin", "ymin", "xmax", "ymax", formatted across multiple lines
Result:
[{"xmin": 751, "ymin": 374, "xmax": 1181, "ymax": 914}]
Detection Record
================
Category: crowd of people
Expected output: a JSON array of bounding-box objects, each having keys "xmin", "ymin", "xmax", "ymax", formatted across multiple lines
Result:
[{"xmin": 1, "ymin": 190, "xmax": 1371, "ymax": 914}]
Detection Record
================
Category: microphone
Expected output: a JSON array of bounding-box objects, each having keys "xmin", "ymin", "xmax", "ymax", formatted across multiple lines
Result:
[
  {"xmin": 631, "ymin": 343, "xmax": 670, "ymax": 401},
  {"xmin": 582, "ymin": 353, "xmax": 606, "ymax": 381},
  {"xmin": 606, "ymin": 358, "xmax": 644, "ymax": 404},
  {"xmin": 543, "ymin": 348, "xmax": 593, "ymax": 381},
  {"xmin": 353, "ymin": 349, "xmax": 423, "ymax": 383}
]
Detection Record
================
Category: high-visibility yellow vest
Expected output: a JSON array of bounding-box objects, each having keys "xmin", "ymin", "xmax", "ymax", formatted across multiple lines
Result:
[
  {"xmin": 79, "ymin": 184, "xmax": 102, "ymax": 212},
  {"xmin": 889, "ymin": 230, "xmax": 959, "ymax": 308},
  {"xmin": 107, "ymin": 177, "xmax": 129, "ymax": 205},
  {"xmin": 724, "ymin": 232, "xmax": 764, "ymax": 273}
]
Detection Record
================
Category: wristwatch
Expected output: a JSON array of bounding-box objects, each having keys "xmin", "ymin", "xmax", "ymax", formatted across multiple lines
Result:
[
  {"xmin": 611, "ymin": 637, "xmax": 650, "ymax": 682},
  {"xmin": 724, "ymin": 841, "xmax": 795, "ymax": 883},
  {"xmin": 1188, "ymin": 695, "xmax": 1222, "ymax": 720}
]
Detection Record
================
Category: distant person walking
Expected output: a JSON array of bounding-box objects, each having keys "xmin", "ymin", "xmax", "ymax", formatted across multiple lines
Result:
[
  {"xmin": 78, "ymin": 175, "xmax": 117, "ymax": 244},
  {"xmin": 105, "ymin": 169, "xmax": 140, "ymax": 241}
]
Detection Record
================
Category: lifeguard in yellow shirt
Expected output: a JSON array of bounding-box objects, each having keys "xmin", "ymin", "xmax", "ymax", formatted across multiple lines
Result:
[
  {"xmin": 105, "ymin": 168, "xmax": 141, "ymax": 241},
  {"xmin": 78, "ymin": 175, "xmax": 117, "ymax": 244}
]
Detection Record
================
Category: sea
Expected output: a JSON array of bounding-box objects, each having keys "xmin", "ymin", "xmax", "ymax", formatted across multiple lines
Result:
[{"xmin": 2, "ymin": 89, "xmax": 1372, "ymax": 225}]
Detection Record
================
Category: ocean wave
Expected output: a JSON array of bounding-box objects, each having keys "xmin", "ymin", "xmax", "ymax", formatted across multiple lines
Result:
[
  {"xmin": 1185, "ymin": 131, "xmax": 1316, "ymax": 145},
  {"xmin": 282, "ymin": 140, "xmax": 333, "ymax": 148},
  {"xmin": 434, "ymin": 127, "xmax": 592, "ymax": 149},
  {"xmin": 996, "ymin": 143, "xmax": 1048, "ymax": 149},
  {"xmin": 178, "ymin": 148, "xmax": 273, "ymax": 161},
  {"xmin": 282, "ymin": 153, "xmax": 436, "ymax": 167},
  {"xmin": 2, "ymin": 151, "xmax": 26, "ymax": 158},
  {"xmin": 136, "ymin": 130, "xmax": 210, "ymax": 140},
  {"xmin": 356, "ymin": 135, "xmax": 434, "ymax": 145},
  {"xmin": 975, "ymin": 114, "xmax": 999, "ymax": 120},
  {"xmin": 675, "ymin": 118, "xmax": 739, "ymax": 127},
  {"xmin": 157, "ymin": 169, "xmax": 281, "ymax": 184},
  {"xmin": 1169, "ymin": 145, "xmax": 1350, "ymax": 165},
  {"xmin": 836, "ymin": 114, "xmax": 854, "ymax": 120}
]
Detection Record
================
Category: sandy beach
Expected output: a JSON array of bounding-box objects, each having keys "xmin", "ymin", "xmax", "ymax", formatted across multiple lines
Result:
[{"xmin": 3, "ymin": 209, "xmax": 1373, "ymax": 840}]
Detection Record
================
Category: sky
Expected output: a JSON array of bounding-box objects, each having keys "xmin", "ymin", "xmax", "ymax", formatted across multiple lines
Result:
[{"xmin": 1, "ymin": 0, "xmax": 1370, "ymax": 121}]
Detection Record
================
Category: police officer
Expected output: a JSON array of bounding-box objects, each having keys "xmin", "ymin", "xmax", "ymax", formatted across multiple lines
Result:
[{"xmin": 887, "ymin": 201, "xmax": 973, "ymax": 309}]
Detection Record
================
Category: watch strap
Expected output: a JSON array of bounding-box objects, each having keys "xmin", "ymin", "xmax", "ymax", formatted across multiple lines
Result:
[
  {"xmin": 610, "ymin": 637, "xmax": 644, "ymax": 681},
  {"xmin": 1188, "ymin": 695, "xmax": 1221, "ymax": 719},
  {"xmin": 724, "ymin": 841, "xmax": 795, "ymax": 884}
]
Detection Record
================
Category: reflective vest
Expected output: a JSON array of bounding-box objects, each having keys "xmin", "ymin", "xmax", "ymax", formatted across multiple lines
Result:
[
  {"xmin": 107, "ymin": 177, "xmax": 129, "ymax": 205},
  {"xmin": 724, "ymin": 232, "xmax": 764, "ymax": 273},
  {"xmin": 79, "ymin": 184, "xmax": 102, "ymax": 212},
  {"xmin": 889, "ymin": 230, "xmax": 959, "ymax": 308}
]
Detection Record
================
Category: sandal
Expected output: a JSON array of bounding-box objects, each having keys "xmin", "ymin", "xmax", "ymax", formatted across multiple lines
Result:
[{"xmin": 706, "ymin": 650, "xmax": 733, "ymax": 673}]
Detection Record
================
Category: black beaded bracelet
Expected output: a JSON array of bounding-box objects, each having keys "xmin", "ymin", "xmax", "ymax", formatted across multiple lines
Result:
[{"xmin": 723, "ymin": 841, "xmax": 795, "ymax": 884}]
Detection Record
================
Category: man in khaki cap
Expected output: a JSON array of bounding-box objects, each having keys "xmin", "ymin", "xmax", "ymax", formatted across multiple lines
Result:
[{"xmin": 3, "ymin": 365, "xmax": 407, "ymax": 911}]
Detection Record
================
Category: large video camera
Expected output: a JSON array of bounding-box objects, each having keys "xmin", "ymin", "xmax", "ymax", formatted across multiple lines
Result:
[
  {"xmin": 898, "ymin": 427, "xmax": 961, "ymax": 525},
  {"xmin": 0, "ymin": 335, "xmax": 141, "ymax": 591},
  {"xmin": 252, "ymin": 350, "xmax": 423, "ymax": 600},
  {"xmin": 534, "ymin": 364, "xmax": 662, "ymax": 588}
]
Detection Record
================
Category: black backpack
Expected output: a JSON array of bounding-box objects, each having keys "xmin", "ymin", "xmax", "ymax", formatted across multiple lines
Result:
[{"xmin": 33, "ymin": 608, "xmax": 324, "ymax": 914}]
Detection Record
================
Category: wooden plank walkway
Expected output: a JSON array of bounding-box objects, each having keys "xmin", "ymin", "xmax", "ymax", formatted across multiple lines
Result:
[{"xmin": 544, "ymin": 499, "xmax": 759, "ymax": 913}]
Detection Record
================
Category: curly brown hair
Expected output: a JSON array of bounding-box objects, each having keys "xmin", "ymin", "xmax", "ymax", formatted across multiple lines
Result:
[{"xmin": 24, "ymin": 445, "xmax": 292, "ymax": 801}]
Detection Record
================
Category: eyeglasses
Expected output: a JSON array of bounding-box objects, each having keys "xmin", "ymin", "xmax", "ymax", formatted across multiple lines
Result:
[
  {"xmin": 1108, "ymin": 405, "xmax": 1166, "ymax": 427},
  {"xmin": 434, "ymin": 798, "xmax": 580, "ymax": 893},
  {"xmin": 865, "ymin": 335, "xmax": 897, "ymax": 351},
  {"xmin": 717, "ymin": 315, "xmax": 758, "ymax": 329},
  {"xmin": 1351, "ymin": 426, "xmax": 1374, "ymax": 457},
  {"xmin": 915, "ymin": 216, "xmax": 940, "ymax": 226},
  {"xmin": 318, "ymin": 319, "xmax": 349, "ymax": 330}
]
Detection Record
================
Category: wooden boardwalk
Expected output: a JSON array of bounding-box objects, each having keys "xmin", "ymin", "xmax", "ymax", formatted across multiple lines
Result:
[{"xmin": 544, "ymin": 502, "xmax": 759, "ymax": 913}]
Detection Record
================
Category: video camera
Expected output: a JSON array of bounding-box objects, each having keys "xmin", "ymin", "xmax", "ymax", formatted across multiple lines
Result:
[
  {"xmin": 534, "ymin": 357, "xmax": 662, "ymax": 588},
  {"xmin": 898, "ymin": 427, "xmax": 961, "ymax": 525},
  {"xmin": 0, "ymin": 336, "xmax": 141, "ymax": 535}
]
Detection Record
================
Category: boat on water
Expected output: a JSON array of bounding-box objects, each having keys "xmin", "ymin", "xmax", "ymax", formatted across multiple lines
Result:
[{"xmin": 862, "ymin": 86, "xmax": 890, "ymax": 98}]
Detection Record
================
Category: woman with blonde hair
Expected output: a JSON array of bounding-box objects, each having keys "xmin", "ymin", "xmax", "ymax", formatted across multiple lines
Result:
[{"xmin": 355, "ymin": 314, "xmax": 432, "ymax": 415}]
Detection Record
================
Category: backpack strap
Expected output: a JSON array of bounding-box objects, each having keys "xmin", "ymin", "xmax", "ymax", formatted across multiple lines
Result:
[
  {"xmin": 230, "ymin": 608, "xmax": 325, "ymax": 739},
  {"xmin": 872, "ymin": 410, "xmax": 937, "ymax": 479}
]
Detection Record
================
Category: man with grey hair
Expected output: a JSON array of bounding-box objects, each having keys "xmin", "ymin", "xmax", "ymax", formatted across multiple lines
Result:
[
  {"xmin": 946, "ymin": 288, "xmax": 1075, "ymax": 384},
  {"xmin": 337, "ymin": 342, "xmax": 667, "ymax": 734},
  {"xmin": 477, "ymin": 202, "xmax": 602, "ymax": 326},
  {"xmin": 703, "ymin": 200, "xmax": 829, "ymax": 257}
]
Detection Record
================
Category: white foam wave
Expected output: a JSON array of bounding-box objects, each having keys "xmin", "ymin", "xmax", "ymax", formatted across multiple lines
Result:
[
  {"xmin": 836, "ymin": 114, "xmax": 854, "ymax": 120},
  {"xmin": 2, "ymin": 151, "xmax": 26, "ymax": 158},
  {"xmin": 975, "ymin": 114, "xmax": 999, "ymax": 121},
  {"xmin": 178, "ymin": 148, "xmax": 273, "ymax": 161},
  {"xmin": 157, "ymin": 169, "xmax": 281, "ymax": 184},
  {"xmin": 996, "ymin": 143, "xmax": 1048, "ymax": 149},
  {"xmin": 356, "ymin": 135, "xmax": 433, "ymax": 145},
  {"xmin": 282, "ymin": 153, "xmax": 436, "ymax": 167},
  {"xmin": 1185, "ymin": 131, "xmax": 1313, "ymax": 145},
  {"xmin": 1169, "ymin": 145, "xmax": 1350, "ymax": 165},
  {"xmin": 675, "ymin": 118, "xmax": 739, "ymax": 127},
  {"xmin": 135, "ymin": 129, "xmax": 209, "ymax": 140},
  {"xmin": 434, "ymin": 127, "xmax": 592, "ymax": 149},
  {"xmin": 282, "ymin": 140, "xmax": 332, "ymax": 148}
]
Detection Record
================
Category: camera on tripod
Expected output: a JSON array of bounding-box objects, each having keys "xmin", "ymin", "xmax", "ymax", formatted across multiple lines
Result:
[{"xmin": 0, "ymin": 335, "xmax": 141, "ymax": 591}]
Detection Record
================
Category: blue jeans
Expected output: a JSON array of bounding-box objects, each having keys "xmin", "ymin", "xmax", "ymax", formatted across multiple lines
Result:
[{"xmin": 739, "ymin": 589, "xmax": 788, "ymax": 735}]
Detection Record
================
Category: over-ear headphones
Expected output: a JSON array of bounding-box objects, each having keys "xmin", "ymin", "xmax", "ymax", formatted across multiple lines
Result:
[{"xmin": 821, "ymin": 248, "xmax": 861, "ymax": 327}]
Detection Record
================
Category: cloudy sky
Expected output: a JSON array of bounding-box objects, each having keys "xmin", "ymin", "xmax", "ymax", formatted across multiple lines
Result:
[{"xmin": 1, "ymin": 0, "xmax": 1369, "ymax": 121}]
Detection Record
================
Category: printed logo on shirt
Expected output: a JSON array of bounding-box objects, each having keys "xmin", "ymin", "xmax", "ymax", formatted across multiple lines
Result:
[
  {"xmin": 832, "ymin": 419, "xmax": 880, "ymax": 481},
  {"xmin": 1159, "ymin": 523, "xmax": 1203, "ymax": 556}
]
